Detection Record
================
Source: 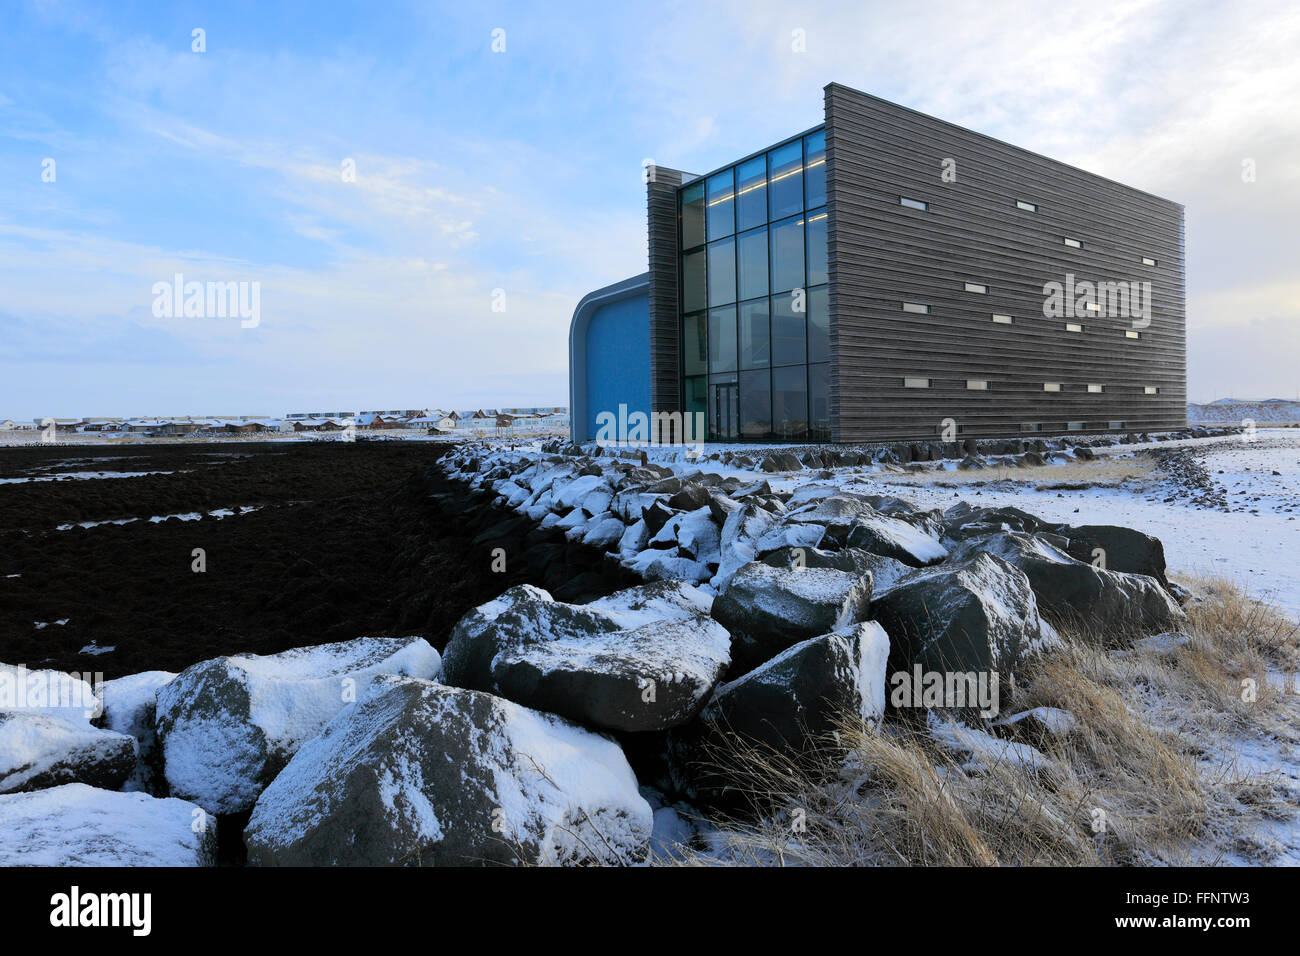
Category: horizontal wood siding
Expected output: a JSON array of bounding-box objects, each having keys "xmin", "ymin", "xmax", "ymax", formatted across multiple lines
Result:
[
  {"xmin": 825, "ymin": 83, "xmax": 1186, "ymax": 443},
  {"xmin": 647, "ymin": 166, "xmax": 685, "ymax": 414}
]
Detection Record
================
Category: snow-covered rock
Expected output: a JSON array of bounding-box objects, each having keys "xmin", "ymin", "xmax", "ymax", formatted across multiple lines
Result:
[
  {"xmin": 844, "ymin": 512, "xmax": 949, "ymax": 567},
  {"xmin": 444, "ymin": 581, "xmax": 729, "ymax": 731},
  {"xmin": 674, "ymin": 507, "xmax": 721, "ymax": 563},
  {"xmin": 581, "ymin": 514, "xmax": 627, "ymax": 550},
  {"xmin": 870, "ymin": 552, "xmax": 1057, "ymax": 681},
  {"xmin": 0, "ymin": 784, "xmax": 216, "ymax": 866},
  {"xmin": 552, "ymin": 474, "xmax": 609, "ymax": 511},
  {"xmin": 672, "ymin": 621, "xmax": 891, "ymax": 797},
  {"xmin": 0, "ymin": 664, "xmax": 102, "ymax": 722},
  {"xmin": 156, "ymin": 636, "xmax": 441, "ymax": 814},
  {"xmin": 244, "ymin": 677, "xmax": 652, "ymax": 866},
  {"xmin": 97, "ymin": 670, "xmax": 176, "ymax": 793},
  {"xmin": 618, "ymin": 518, "xmax": 650, "ymax": 555},
  {"xmin": 711, "ymin": 562, "xmax": 874, "ymax": 674},
  {"xmin": 947, "ymin": 532, "xmax": 1185, "ymax": 636},
  {"xmin": 0, "ymin": 711, "xmax": 135, "ymax": 794}
]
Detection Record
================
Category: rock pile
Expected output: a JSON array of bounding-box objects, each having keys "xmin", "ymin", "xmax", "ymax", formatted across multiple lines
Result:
[{"xmin": 0, "ymin": 448, "xmax": 1190, "ymax": 866}]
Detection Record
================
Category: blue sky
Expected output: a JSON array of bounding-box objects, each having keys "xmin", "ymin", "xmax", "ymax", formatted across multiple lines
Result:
[{"xmin": 1, "ymin": 0, "xmax": 1297, "ymax": 419}]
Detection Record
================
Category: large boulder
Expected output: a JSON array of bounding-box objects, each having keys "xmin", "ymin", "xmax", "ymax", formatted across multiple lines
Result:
[
  {"xmin": 686, "ymin": 621, "xmax": 889, "ymax": 755},
  {"xmin": 443, "ymin": 581, "xmax": 728, "ymax": 731},
  {"xmin": 710, "ymin": 562, "xmax": 873, "ymax": 674},
  {"xmin": 156, "ymin": 636, "xmax": 441, "ymax": 814},
  {"xmin": 244, "ymin": 677, "xmax": 652, "ymax": 866},
  {"xmin": 941, "ymin": 505, "xmax": 1046, "ymax": 542},
  {"xmin": 1051, "ymin": 524, "xmax": 1170, "ymax": 586},
  {"xmin": 784, "ymin": 494, "xmax": 879, "ymax": 544},
  {"xmin": 96, "ymin": 670, "xmax": 176, "ymax": 794},
  {"xmin": 844, "ymin": 512, "xmax": 948, "ymax": 567},
  {"xmin": 0, "ymin": 784, "xmax": 216, "ymax": 866},
  {"xmin": 870, "ymin": 552, "xmax": 1057, "ymax": 681},
  {"xmin": 947, "ymin": 532, "xmax": 1185, "ymax": 637},
  {"xmin": 710, "ymin": 502, "xmax": 779, "ymax": 590}
]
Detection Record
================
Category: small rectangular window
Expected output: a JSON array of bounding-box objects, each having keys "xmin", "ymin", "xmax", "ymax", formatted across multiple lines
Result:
[
  {"xmin": 1021, "ymin": 422, "xmax": 1041, "ymax": 433},
  {"xmin": 1144, "ymin": 386, "xmax": 1159, "ymax": 395},
  {"xmin": 1065, "ymin": 322, "xmax": 1083, "ymax": 333},
  {"xmin": 1085, "ymin": 302, "xmax": 1102, "ymax": 312},
  {"xmin": 1125, "ymin": 330, "xmax": 1141, "ymax": 339},
  {"xmin": 1064, "ymin": 237, "xmax": 1082, "ymax": 248},
  {"xmin": 1016, "ymin": 200, "xmax": 1037, "ymax": 212},
  {"xmin": 901, "ymin": 302, "xmax": 931, "ymax": 314},
  {"xmin": 1108, "ymin": 421, "xmax": 1125, "ymax": 429},
  {"xmin": 1043, "ymin": 383, "xmax": 1062, "ymax": 392},
  {"xmin": 900, "ymin": 196, "xmax": 928, "ymax": 211},
  {"xmin": 1142, "ymin": 256, "xmax": 1157, "ymax": 266},
  {"xmin": 1067, "ymin": 422, "xmax": 1085, "ymax": 431},
  {"xmin": 966, "ymin": 380, "xmax": 989, "ymax": 391},
  {"xmin": 964, "ymin": 282, "xmax": 988, "ymax": 294},
  {"xmin": 903, "ymin": 377, "xmax": 931, "ymax": 389},
  {"xmin": 1087, "ymin": 384, "xmax": 1105, "ymax": 393},
  {"xmin": 992, "ymin": 313, "xmax": 1014, "ymax": 325}
]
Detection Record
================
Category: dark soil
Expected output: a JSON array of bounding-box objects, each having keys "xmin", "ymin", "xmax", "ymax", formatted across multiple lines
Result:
[{"xmin": 0, "ymin": 439, "xmax": 634, "ymax": 679}]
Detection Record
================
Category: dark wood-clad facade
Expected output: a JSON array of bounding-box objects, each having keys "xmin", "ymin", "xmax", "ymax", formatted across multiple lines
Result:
[
  {"xmin": 647, "ymin": 165, "xmax": 688, "ymax": 415},
  {"xmin": 823, "ymin": 83, "xmax": 1185, "ymax": 442}
]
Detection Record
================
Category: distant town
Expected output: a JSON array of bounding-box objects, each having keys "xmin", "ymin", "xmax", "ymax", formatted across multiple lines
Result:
[{"xmin": 0, "ymin": 407, "xmax": 569, "ymax": 438}]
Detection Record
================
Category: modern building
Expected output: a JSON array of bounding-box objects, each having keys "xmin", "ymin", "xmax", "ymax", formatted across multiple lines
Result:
[{"xmin": 570, "ymin": 83, "xmax": 1186, "ymax": 445}]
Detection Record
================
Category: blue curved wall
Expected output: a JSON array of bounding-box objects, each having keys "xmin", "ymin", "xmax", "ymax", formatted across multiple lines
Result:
[{"xmin": 583, "ymin": 291, "xmax": 650, "ymax": 441}]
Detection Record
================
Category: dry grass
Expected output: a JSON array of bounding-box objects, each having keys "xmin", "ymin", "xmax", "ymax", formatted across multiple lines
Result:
[
  {"xmin": 656, "ymin": 577, "xmax": 1300, "ymax": 867},
  {"xmin": 878, "ymin": 454, "xmax": 1155, "ymax": 489}
]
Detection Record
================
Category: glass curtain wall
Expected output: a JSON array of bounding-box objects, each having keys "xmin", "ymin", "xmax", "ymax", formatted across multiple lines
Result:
[{"xmin": 679, "ymin": 128, "xmax": 830, "ymax": 442}]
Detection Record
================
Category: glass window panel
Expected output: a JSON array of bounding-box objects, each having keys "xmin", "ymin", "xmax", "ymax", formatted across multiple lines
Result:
[
  {"xmin": 682, "ymin": 312, "xmax": 708, "ymax": 376},
  {"xmin": 770, "ymin": 292, "xmax": 807, "ymax": 366},
  {"xmin": 736, "ymin": 156, "xmax": 768, "ymax": 232},
  {"xmin": 804, "ymin": 130, "xmax": 826, "ymax": 208},
  {"xmin": 769, "ymin": 215, "xmax": 804, "ymax": 293},
  {"xmin": 706, "ymin": 169, "xmax": 735, "ymax": 240},
  {"xmin": 805, "ymin": 206, "xmax": 828, "ymax": 286},
  {"xmin": 684, "ymin": 376, "xmax": 707, "ymax": 418},
  {"xmin": 707, "ymin": 237, "xmax": 735, "ymax": 306},
  {"xmin": 736, "ymin": 227, "xmax": 768, "ymax": 301},
  {"xmin": 808, "ymin": 285, "xmax": 829, "ymax": 363},
  {"xmin": 681, "ymin": 248, "xmax": 706, "ymax": 313},
  {"xmin": 738, "ymin": 369, "xmax": 771, "ymax": 438},
  {"xmin": 739, "ymin": 299, "xmax": 770, "ymax": 370},
  {"xmin": 768, "ymin": 141, "xmax": 803, "ymax": 219},
  {"xmin": 708, "ymin": 306, "xmax": 737, "ymax": 374},
  {"xmin": 808, "ymin": 362, "xmax": 830, "ymax": 441},
  {"xmin": 680, "ymin": 181, "xmax": 706, "ymax": 250},
  {"xmin": 772, "ymin": 365, "xmax": 808, "ymax": 440}
]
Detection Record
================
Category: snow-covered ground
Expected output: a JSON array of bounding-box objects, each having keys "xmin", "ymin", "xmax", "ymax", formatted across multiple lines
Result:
[{"xmin": 1189, "ymin": 399, "xmax": 1300, "ymax": 424}]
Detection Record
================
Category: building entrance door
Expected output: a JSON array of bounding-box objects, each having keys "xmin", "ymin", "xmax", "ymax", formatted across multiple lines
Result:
[{"xmin": 711, "ymin": 381, "xmax": 739, "ymax": 441}]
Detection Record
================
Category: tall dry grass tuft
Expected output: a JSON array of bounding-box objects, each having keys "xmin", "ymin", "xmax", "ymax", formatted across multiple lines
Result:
[{"xmin": 657, "ymin": 577, "xmax": 1299, "ymax": 867}]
